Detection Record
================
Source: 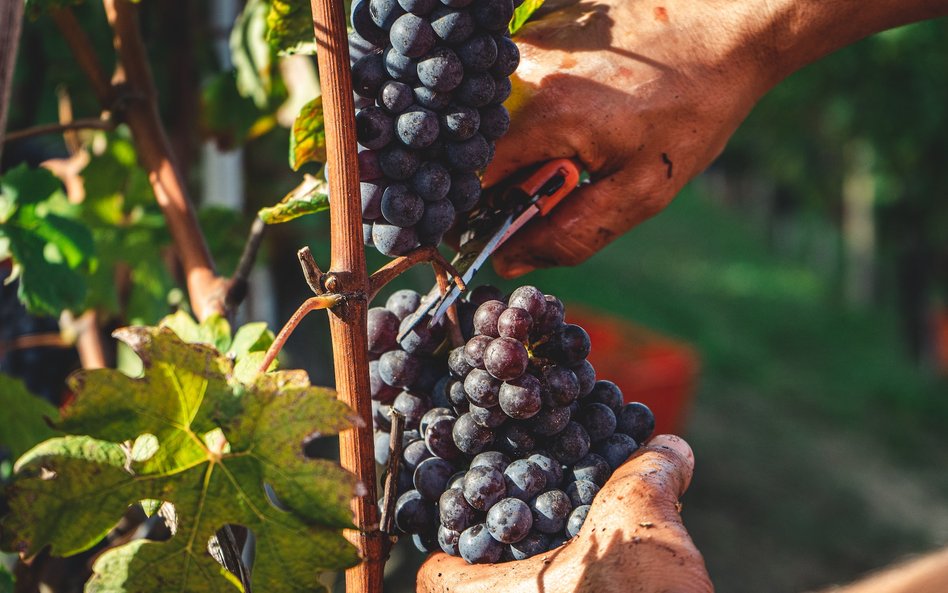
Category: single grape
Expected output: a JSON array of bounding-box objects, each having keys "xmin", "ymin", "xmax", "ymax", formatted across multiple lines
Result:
[
  {"xmin": 509, "ymin": 531, "xmax": 550, "ymax": 560},
  {"xmin": 565, "ymin": 480, "xmax": 600, "ymax": 507},
  {"xmin": 616, "ymin": 402, "xmax": 656, "ymax": 444},
  {"xmin": 457, "ymin": 34, "xmax": 498, "ymax": 72},
  {"xmin": 355, "ymin": 106, "xmax": 394, "ymax": 150},
  {"xmin": 429, "ymin": 7, "xmax": 475, "ymax": 44},
  {"xmin": 351, "ymin": 0, "xmax": 387, "ymax": 45},
  {"xmin": 361, "ymin": 181, "xmax": 386, "ymax": 219},
  {"xmin": 379, "ymin": 144, "xmax": 421, "ymax": 180},
  {"xmin": 396, "ymin": 106, "xmax": 441, "ymax": 148},
  {"xmin": 458, "ymin": 523, "xmax": 503, "ymax": 564},
  {"xmin": 369, "ymin": 0, "xmax": 405, "ymax": 29},
  {"xmin": 508, "ymin": 285, "xmax": 546, "ymax": 320},
  {"xmin": 527, "ymin": 451, "xmax": 564, "ymax": 488},
  {"xmin": 549, "ymin": 421, "xmax": 591, "ymax": 465},
  {"xmin": 491, "ymin": 75, "xmax": 512, "ymax": 104},
  {"xmin": 483, "ymin": 337, "xmax": 529, "ymax": 381},
  {"xmin": 379, "ymin": 350, "xmax": 422, "ymax": 387},
  {"xmin": 417, "ymin": 46, "xmax": 464, "ymax": 92},
  {"xmin": 463, "ymin": 334, "xmax": 492, "ymax": 368},
  {"xmin": 462, "ymin": 465, "xmax": 506, "ymax": 510},
  {"xmin": 530, "ymin": 405, "xmax": 571, "ymax": 436},
  {"xmin": 352, "ymin": 53, "xmax": 387, "ymax": 98},
  {"xmin": 471, "ymin": 0, "xmax": 513, "ymax": 31},
  {"xmin": 378, "ymin": 80, "xmax": 415, "ymax": 114},
  {"xmin": 566, "ymin": 454, "xmax": 610, "ymax": 487},
  {"xmin": 398, "ymin": 0, "xmax": 437, "ymax": 14},
  {"xmin": 413, "ymin": 530, "xmax": 438, "ymax": 553},
  {"xmin": 594, "ymin": 433, "xmax": 639, "ymax": 470},
  {"xmin": 467, "ymin": 285, "xmax": 504, "ymax": 306},
  {"xmin": 411, "ymin": 161, "xmax": 451, "ymax": 201},
  {"xmin": 417, "ymin": 198, "xmax": 456, "ymax": 245},
  {"xmin": 375, "ymin": 430, "xmax": 392, "ymax": 465},
  {"xmin": 473, "ymin": 300, "xmax": 506, "ymax": 337},
  {"xmin": 478, "ymin": 103, "xmax": 510, "ymax": 140},
  {"xmin": 503, "ymin": 459, "xmax": 547, "ymax": 501},
  {"xmin": 491, "ymin": 35, "xmax": 521, "ymax": 76},
  {"xmin": 446, "ymin": 133, "xmax": 491, "ymax": 170},
  {"xmin": 572, "ymin": 359, "xmax": 597, "ymax": 398},
  {"xmin": 447, "ymin": 170, "xmax": 482, "ymax": 212},
  {"xmin": 425, "ymin": 415, "xmax": 463, "ymax": 460},
  {"xmin": 349, "ymin": 30, "xmax": 378, "ymax": 65},
  {"xmin": 385, "ymin": 289, "xmax": 420, "ymax": 321},
  {"xmin": 496, "ymin": 307, "xmax": 532, "ymax": 342},
  {"xmin": 587, "ymin": 380, "xmax": 624, "ymax": 412},
  {"xmin": 448, "ymin": 346, "xmax": 474, "ymax": 377},
  {"xmin": 453, "ymin": 412, "xmax": 495, "ymax": 455},
  {"xmin": 470, "ymin": 450, "xmax": 511, "ymax": 474},
  {"xmin": 464, "ymin": 368, "xmax": 501, "ymax": 407},
  {"xmin": 413, "ymin": 84, "xmax": 452, "ymax": 110},
  {"xmin": 414, "ymin": 456, "xmax": 455, "ymax": 500},
  {"xmin": 487, "ymin": 498, "xmax": 533, "ymax": 544},
  {"xmin": 367, "ymin": 307, "xmax": 399, "ymax": 353},
  {"xmin": 358, "ymin": 148, "xmax": 384, "ymax": 180},
  {"xmin": 575, "ymin": 402, "xmax": 617, "ymax": 442},
  {"xmin": 383, "ymin": 46, "xmax": 418, "ymax": 82},
  {"xmin": 498, "ymin": 373, "xmax": 542, "ymax": 420},
  {"xmin": 393, "ymin": 391, "xmax": 431, "ymax": 430},
  {"xmin": 420, "ymin": 407, "xmax": 454, "ymax": 435},
  {"xmin": 469, "ymin": 403, "xmax": 507, "ymax": 428},
  {"xmin": 530, "ymin": 489, "xmax": 572, "ymax": 534},
  {"xmin": 439, "ymin": 103, "xmax": 481, "ymax": 141},
  {"xmin": 455, "ymin": 72, "xmax": 496, "ymax": 108},
  {"xmin": 394, "ymin": 488, "xmax": 435, "ymax": 533},
  {"xmin": 553, "ymin": 324, "xmax": 592, "ymax": 365},
  {"xmin": 498, "ymin": 422, "xmax": 535, "ymax": 456},
  {"xmin": 541, "ymin": 365, "xmax": 580, "ymax": 407},
  {"xmin": 566, "ymin": 504, "xmax": 590, "ymax": 538},
  {"xmin": 448, "ymin": 380, "xmax": 469, "ymax": 410},
  {"xmin": 438, "ymin": 524, "xmax": 461, "ymax": 556},
  {"xmin": 370, "ymin": 360, "xmax": 400, "ymax": 402},
  {"xmin": 390, "ymin": 13, "xmax": 436, "ymax": 57},
  {"xmin": 399, "ymin": 313, "xmax": 445, "ymax": 355}
]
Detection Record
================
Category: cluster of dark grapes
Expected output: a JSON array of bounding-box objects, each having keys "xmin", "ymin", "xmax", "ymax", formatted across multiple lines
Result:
[
  {"xmin": 348, "ymin": 0, "xmax": 520, "ymax": 256},
  {"xmin": 370, "ymin": 284, "xmax": 656, "ymax": 564}
]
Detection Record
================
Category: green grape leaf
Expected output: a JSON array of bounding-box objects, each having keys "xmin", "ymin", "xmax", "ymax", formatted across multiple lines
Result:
[
  {"xmin": 0, "ymin": 374, "xmax": 59, "ymax": 460},
  {"xmin": 258, "ymin": 174, "xmax": 329, "ymax": 224},
  {"xmin": 289, "ymin": 97, "xmax": 327, "ymax": 171},
  {"xmin": 231, "ymin": 0, "xmax": 287, "ymax": 110},
  {"xmin": 1, "ymin": 327, "xmax": 360, "ymax": 593},
  {"xmin": 158, "ymin": 310, "xmax": 275, "ymax": 364},
  {"xmin": 0, "ymin": 164, "xmax": 95, "ymax": 315},
  {"xmin": 510, "ymin": 0, "xmax": 545, "ymax": 35},
  {"xmin": 266, "ymin": 0, "xmax": 317, "ymax": 56}
]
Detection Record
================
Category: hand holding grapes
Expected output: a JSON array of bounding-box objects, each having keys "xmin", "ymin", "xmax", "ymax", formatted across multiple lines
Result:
[{"xmin": 417, "ymin": 434, "xmax": 712, "ymax": 593}]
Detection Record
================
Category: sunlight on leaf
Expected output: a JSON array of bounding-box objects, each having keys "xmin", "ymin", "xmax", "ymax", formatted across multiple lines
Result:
[
  {"xmin": 258, "ymin": 174, "xmax": 329, "ymax": 224},
  {"xmin": 289, "ymin": 97, "xmax": 327, "ymax": 171},
  {"xmin": 510, "ymin": 0, "xmax": 545, "ymax": 35}
]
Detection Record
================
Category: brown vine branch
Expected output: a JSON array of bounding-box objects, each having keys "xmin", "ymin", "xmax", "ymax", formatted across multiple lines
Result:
[
  {"xmin": 367, "ymin": 246, "xmax": 466, "ymax": 302},
  {"xmin": 49, "ymin": 8, "xmax": 113, "ymax": 107},
  {"xmin": 224, "ymin": 217, "xmax": 267, "ymax": 312},
  {"xmin": 297, "ymin": 246, "xmax": 326, "ymax": 295},
  {"xmin": 257, "ymin": 294, "xmax": 344, "ymax": 374},
  {"xmin": 3, "ymin": 117, "xmax": 116, "ymax": 144},
  {"xmin": 378, "ymin": 410, "xmax": 405, "ymax": 536}
]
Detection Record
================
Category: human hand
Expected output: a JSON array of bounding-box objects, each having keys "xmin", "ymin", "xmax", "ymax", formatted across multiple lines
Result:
[{"xmin": 416, "ymin": 435, "xmax": 713, "ymax": 593}]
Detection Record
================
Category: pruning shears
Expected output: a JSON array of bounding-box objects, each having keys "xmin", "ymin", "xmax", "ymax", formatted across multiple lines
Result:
[{"xmin": 398, "ymin": 158, "xmax": 582, "ymax": 340}]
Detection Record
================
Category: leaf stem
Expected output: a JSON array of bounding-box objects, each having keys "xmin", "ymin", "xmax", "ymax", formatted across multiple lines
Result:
[
  {"xmin": 3, "ymin": 117, "xmax": 116, "ymax": 144},
  {"xmin": 367, "ymin": 246, "xmax": 466, "ymax": 303},
  {"xmin": 257, "ymin": 294, "xmax": 344, "ymax": 374}
]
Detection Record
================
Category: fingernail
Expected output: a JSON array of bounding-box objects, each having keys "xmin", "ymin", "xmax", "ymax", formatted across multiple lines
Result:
[{"xmin": 649, "ymin": 434, "xmax": 694, "ymax": 466}]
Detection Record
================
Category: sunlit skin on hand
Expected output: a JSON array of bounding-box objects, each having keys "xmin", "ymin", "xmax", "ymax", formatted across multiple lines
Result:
[{"xmin": 416, "ymin": 435, "xmax": 713, "ymax": 593}]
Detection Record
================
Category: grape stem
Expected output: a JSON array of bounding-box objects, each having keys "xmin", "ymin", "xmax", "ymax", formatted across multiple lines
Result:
[
  {"xmin": 379, "ymin": 409, "xmax": 406, "ymax": 536},
  {"xmin": 368, "ymin": 245, "xmax": 467, "ymax": 302},
  {"xmin": 433, "ymin": 263, "xmax": 465, "ymax": 348},
  {"xmin": 257, "ymin": 294, "xmax": 345, "ymax": 374}
]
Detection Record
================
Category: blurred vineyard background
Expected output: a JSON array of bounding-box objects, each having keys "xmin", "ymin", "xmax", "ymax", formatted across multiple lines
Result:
[{"xmin": 2, "ymin": 3, "xmax": 947, "ymax": 593}]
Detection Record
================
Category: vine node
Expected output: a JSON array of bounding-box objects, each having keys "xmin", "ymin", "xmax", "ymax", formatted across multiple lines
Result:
[{"xmin": 297, "ymin": 246, "xmax": 327, "ymax": 295}]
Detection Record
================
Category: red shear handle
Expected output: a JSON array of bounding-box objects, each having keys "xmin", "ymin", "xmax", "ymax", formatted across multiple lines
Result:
[{"xmin": 512, "ymin": 158, "xmax": 582, "ymax": 216}]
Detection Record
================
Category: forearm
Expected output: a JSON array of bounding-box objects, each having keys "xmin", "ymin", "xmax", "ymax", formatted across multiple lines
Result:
[{"xmin": 819, "ymin": 548, "xmax": 948, "ymax": 593}]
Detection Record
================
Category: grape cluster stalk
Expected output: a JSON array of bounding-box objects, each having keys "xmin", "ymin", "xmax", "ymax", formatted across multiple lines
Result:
[
  {"xmin": 349, "ymin": 0, "xmax": 521, "ymax": 256},
  {"xmin": 368, "ymin": 285, "xmax": 657, "ymax": 563}
]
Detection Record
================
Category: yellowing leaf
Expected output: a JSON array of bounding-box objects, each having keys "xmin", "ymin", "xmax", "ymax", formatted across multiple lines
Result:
[
  {"xmin": 510, "ymin": 0, "xmax": 545, "ymax": 35},
  {"xmin": 289, "ymin": 97, "xmax": 326, "ymax": 171}
]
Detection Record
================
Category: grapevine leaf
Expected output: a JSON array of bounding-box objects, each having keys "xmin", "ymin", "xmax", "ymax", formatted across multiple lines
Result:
[
  {"xmin": 510, "ymin": 0, "xmax": 545, "ymax": 35},
  {"xmin": 289, "ymin": 97, "xmax": 327, "ymax": 171},
  {"xmin": 0, "ymin": 374, "xmax": 59, "ymax": 459},
  {"xmin": 231, "ymin": 0, "xmax": 287, "ymax": 110},
  {"xmin": 266, "ymin": 0, "xmax": 317, "ymax": 56},
  {"xmin": 158, "ymin": 310, "xmax": 274, "ymax": 363},
  {"xmin": 0, "ymin": 165, "xmax": 94, "ymax": 315},
  {"xmin": 258, "ymin": 174, "xmax": 329, "ymax": 224},
  {"xmin": 1, "ymin": 327, "xmax": 360, "ymax": 592}
]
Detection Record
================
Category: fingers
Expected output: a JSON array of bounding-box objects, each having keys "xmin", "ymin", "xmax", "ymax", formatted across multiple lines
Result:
[{"xmin": 492, "ymin": 165, "xmax": 674, "ymax": 278}]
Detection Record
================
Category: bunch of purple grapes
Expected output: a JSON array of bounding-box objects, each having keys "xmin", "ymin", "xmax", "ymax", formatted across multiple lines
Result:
[
  {"xmin": 372, "ymin": 284, "xmax": 657, "ymax": 564},
  {"xmin": 349, "ymin": 0, "xmax": 520, "ymax": 256}
]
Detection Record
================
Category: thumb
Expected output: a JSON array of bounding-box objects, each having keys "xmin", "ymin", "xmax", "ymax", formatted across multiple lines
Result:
[{"xmin": 492, "ymin": 162, "xmax": 675, "ymax": 279}]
